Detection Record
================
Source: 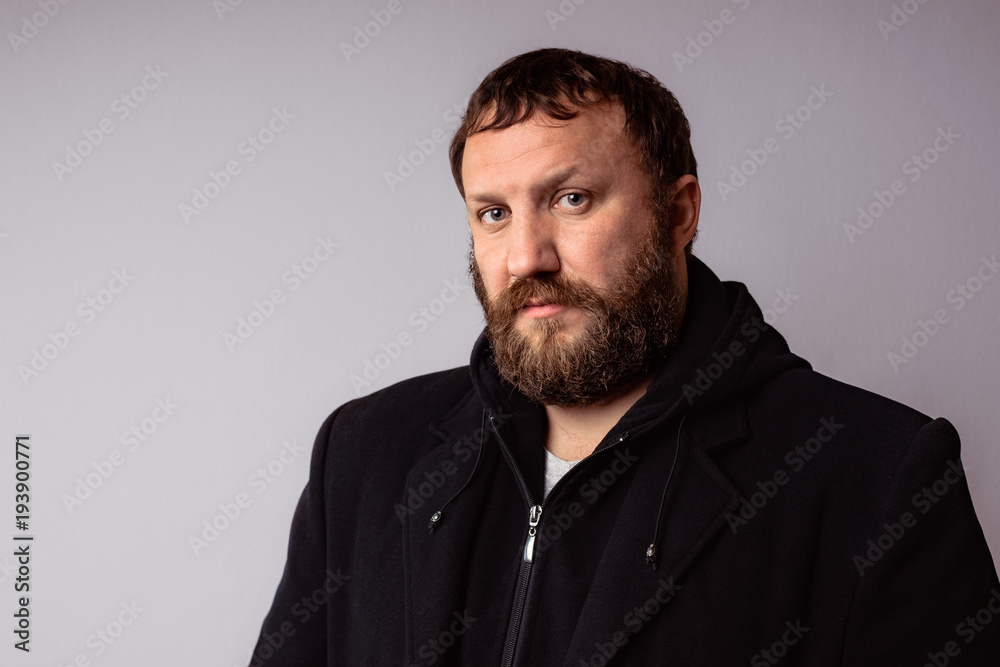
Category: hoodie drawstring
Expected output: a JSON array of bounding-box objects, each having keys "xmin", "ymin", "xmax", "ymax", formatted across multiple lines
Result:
[
  {"xmin": 645, "ymin": 413, "xmax": 688, "ymax": 570},
  {"xmin": 428, "ymin": 411, "xmax": 487, "ymax": 533},
  {"xmin": 428, "ymin": 407, "xmax": 689, "ymax": 573}
]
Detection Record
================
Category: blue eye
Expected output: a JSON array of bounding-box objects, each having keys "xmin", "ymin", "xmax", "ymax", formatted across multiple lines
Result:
[
  {"xmin": 481, "ymin": 208, "xmax": 509, "ymax": 224},
  {"xmin": 558, "ymin": 193, "xmax": 587, "ymax": 208}
]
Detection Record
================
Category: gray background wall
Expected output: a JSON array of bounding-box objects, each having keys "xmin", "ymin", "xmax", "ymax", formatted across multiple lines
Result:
[{"xmin": 1, "ymin": 0, "xmax": 997, "ymax": 664}]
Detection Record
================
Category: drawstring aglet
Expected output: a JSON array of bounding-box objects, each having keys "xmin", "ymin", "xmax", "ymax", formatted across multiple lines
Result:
[
  {"xmin": 428, "ymin": 511, "xmax": 443, "ymax": 534},
  {"xmin": 645, "ymin": 544, "xmax": 658, "ymax": 570}
]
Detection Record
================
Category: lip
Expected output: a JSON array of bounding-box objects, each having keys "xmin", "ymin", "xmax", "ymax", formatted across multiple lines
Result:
[{"xmin": 520, "ymin": 303, "xmax": 564, "ymax": 319}]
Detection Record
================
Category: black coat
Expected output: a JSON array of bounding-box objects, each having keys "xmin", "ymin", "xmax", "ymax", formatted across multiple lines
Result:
[{"xmin": 251, "ymin": 257, "xmax": 1000, "ymax": 666}]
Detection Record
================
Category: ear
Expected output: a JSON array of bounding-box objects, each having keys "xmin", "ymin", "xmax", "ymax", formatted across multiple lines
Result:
[{"xmin": 669, "ymin": 175, "xmax": 701, "ymax": 256}]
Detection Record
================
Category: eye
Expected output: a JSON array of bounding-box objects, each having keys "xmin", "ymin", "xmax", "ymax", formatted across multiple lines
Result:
[
  {"xmin": 479, "ymin": 207, "xmax": 509, "ymax": 224},
  {"xmin": 556, "ymin": 192, "xmax": 589, "ymax": 210}
]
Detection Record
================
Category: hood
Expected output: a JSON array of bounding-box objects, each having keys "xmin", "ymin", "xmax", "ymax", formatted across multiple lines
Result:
[
  {"xmin": 425, "ymin": 255, "xmax": 812, "ymax": 573},
  {"xmin": 469, "ymin": 254, "xmax": 810, "ymax": 442}
]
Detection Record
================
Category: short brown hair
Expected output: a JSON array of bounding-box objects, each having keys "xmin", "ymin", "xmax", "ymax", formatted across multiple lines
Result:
[{"xmin": 448, "ymin": 48, "xmax": 697, "ymax": 243}]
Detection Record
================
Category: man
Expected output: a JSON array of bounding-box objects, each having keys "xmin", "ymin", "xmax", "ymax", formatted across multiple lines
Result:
[{"xmin": 250, "ymin": 49, "xmax": 999, "ymax": 665}]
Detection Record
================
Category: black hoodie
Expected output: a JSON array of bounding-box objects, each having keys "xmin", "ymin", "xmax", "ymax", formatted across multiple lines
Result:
[{"xmin": 251, "ymin": 256, "xmax": 999, "ymax": 666}]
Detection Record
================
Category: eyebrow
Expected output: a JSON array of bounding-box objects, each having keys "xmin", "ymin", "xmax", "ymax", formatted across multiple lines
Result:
[{"xmin": 465, "ymin": 164, "xmax": 587, "ymax": 209}]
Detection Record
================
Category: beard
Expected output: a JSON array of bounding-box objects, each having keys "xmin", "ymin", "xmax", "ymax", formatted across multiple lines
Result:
[{"xmin": 470, "ymin": 208, "xmax": 686, "ymax": 408}]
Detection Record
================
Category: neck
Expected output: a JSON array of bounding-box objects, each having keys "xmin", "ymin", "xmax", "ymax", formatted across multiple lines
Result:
[{"xmin": 544, "ymin": 370, "xmax": 656, "ymax": 461}]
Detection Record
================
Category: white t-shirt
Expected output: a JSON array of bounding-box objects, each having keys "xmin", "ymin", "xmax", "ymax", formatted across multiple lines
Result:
[{"xmin": 543, "ymin": 447, "xmax": 581, "ymax": 499}]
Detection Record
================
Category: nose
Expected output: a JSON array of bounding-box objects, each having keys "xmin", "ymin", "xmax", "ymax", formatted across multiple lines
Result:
[{"xmin": 506, "ymin": 209, "xmax": 559, "ymax": 280}]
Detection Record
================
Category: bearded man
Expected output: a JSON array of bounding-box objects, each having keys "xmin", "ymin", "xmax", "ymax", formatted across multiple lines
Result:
[{"xmin": 250, "ymin": 48, "xmax": 999, "ymax": 666}]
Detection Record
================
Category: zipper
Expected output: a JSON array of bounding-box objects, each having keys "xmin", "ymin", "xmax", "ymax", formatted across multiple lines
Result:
[
  {"xmin": 491, "ymin": 412, "xmax": 539, "ymax": 667},
  {"xmin": 490, "ymin": 412, "xmax": 632, "ymax": 667},
  {"xmin": 523, "ymin": 505, "xmax": 543, "ymax": 561},
  {"xmin": 501, "ymin": 504, "xmax": 542, "ymax": 667}
]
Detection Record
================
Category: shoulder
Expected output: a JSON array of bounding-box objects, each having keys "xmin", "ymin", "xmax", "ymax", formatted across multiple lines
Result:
[
  {"xmin": 312, "ymin": 365, "xmax": 476, "ymax": 476},
  {"xmin": 748, "ymin": 365, "xmax": 933, "ymax": 443},
  {"xmin": 737, "ymin": 365, "xmax": 962, "ymax": 508},
  {"xmin": 333, "ymin": 364, "xmax": 474, "ymax": 431}
]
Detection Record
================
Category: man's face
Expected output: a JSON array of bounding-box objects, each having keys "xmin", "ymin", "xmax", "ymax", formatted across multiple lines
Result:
[{"xmin": 462, "ymin": 101, "xmax": 685, "ymax": 407}]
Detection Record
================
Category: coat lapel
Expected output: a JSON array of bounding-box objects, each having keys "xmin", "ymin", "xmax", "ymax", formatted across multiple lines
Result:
[
  {"xmin": 562, "ymin": 403, "xmax": 747, "ymax": 665},
  {"xmin": 404, "ymin": 383, "xmax": 750, "ymax": 665},
  {"xmin": 402, "ymin": 390, "xmax": 529, "ymax": 663},
  {"xmin": 402, "ymin": 390, "xmax": 490, "ymax": 660}
]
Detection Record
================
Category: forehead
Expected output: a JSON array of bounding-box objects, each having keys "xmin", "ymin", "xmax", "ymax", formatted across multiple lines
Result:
[{"xmin": 461, "ymin": 102, "xmax": 635, "ymax": 193}]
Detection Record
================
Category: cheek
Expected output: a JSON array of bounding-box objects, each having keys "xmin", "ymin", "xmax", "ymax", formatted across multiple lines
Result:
[
  {"xmin": 556, "ymin": 229, "xmax": 624, "ymax": 290},
  {"xmin": 597, "ymin": 207, "xmax": 654, "ymax": 268},
  {"xmin": 473, "ymin": 245, "xmax": 507, "ymax": 298}
]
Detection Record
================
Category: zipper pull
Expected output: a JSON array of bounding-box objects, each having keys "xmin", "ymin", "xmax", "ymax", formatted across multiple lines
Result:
[{"xmin": 523, "ymin": 505, "xmax": 543, "ymax": 562}]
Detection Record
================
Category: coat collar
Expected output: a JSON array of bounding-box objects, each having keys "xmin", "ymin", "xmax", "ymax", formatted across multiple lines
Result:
[
  {"xmin": 561, "ymin": 402, "xmax": 746, "ymax": 664},
  {"xmin": 408, "ymin": 252, "xmax": 807, "ymax": 664},
  {"xmin": 414, "ymin": 388, "xmax": 750, "ymax": 665}
]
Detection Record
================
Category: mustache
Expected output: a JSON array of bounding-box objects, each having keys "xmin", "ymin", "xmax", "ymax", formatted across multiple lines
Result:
[{"xmin": 488, "ymin": 274, "xmax": 607, "ymax": 321}]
